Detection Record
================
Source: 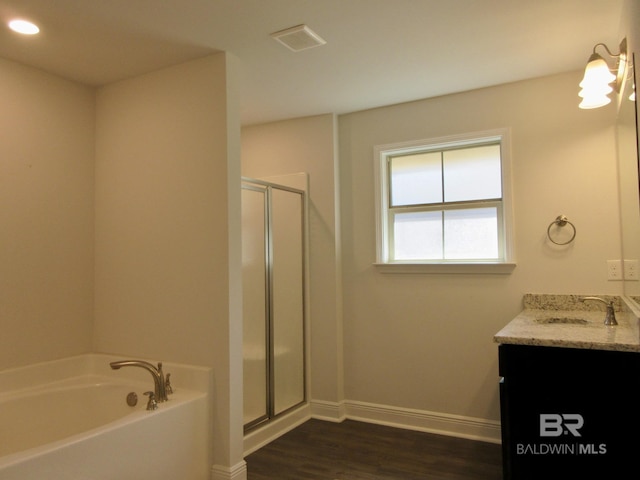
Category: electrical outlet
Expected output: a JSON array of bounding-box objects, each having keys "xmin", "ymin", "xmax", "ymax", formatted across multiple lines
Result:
[
  {"xmin": 607, "ymin": 260, "xmax": 623, "ymax": 281},
  {"xmin": 624, "ymin": 259, "xmax": 639, "ymax": 280}
]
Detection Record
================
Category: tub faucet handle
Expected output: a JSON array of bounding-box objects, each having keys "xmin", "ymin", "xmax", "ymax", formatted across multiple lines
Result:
[
  {"xmin": 144, "ymin": 391, "xmax": 158, "ymax": 411},
  {"xmin": 110, "ymin": 359, "xmax": 168, "ymax": 402},
  {"xmin": 165, "ymin": 373, "xmax": 173, "ymax": 395}
]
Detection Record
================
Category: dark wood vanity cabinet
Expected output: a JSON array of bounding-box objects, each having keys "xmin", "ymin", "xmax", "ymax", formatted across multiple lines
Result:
[{"xmin": 499, "ymin": 344, "xmax": 640, "ymax": 479}]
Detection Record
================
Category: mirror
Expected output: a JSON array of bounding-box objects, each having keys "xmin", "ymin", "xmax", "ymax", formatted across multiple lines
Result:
[{"xmin": 619, "ymin": 53, "xmax": 640, "ymax": 305}]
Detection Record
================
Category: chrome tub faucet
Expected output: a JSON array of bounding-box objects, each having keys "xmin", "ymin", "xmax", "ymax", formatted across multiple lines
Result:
[
  {"xmin": 580, "ymin": 296, "xmax": 618, "ymax": 326},
  {"xmin": 110, "ymin": 359, "xmax": 171, "ymax": 402}
]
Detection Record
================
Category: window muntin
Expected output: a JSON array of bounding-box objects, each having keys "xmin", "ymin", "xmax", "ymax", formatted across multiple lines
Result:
[{"xmin": 376, "ymin": 130, "xmax": 512, "ymax": 265}]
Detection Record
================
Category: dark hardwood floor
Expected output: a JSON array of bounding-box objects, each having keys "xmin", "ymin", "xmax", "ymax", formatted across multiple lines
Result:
[{"xmin": 245, "ymin": 419, "xmax": 503, "ymax": 480}]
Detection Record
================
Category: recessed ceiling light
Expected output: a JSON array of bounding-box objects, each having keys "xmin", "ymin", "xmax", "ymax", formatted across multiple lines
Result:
[{"xmin": 8, "ymin": 19, "xmax": 40, "ymax": 35}]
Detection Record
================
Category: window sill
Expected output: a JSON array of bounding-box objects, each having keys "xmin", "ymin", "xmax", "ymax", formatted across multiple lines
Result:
[{"xmin": 373, "ymin": 262, "xmax": 516, "ymax": 274}]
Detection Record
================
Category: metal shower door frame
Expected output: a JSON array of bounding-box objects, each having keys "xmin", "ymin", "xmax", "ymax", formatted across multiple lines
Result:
[{"xmin": 242, "ymin": 177, "xmax": 307, "ymax": 432}]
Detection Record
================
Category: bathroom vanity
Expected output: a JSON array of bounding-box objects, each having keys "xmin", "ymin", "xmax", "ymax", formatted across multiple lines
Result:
[{"xmin": 494, "ymin": 295, "xmax": 640, "ymax": 479}]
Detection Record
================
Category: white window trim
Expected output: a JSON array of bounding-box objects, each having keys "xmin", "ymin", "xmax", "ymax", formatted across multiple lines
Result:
[{"xmin": 373, "ymin": 128, "xmax": 516, "ymax": 274}]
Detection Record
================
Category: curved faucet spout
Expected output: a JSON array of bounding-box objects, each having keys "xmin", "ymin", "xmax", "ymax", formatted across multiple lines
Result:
[
  {"xmin": 110, "ymin": 360, "xmax": 168, "ymax": 401},
  {"xmin": 579, "ymin": 297, "xmax": 618, "ymax": 326}
]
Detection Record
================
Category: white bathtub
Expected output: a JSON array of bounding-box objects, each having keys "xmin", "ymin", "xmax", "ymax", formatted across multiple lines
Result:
[{"xmin": 0, "ymin": 354, "xmax": 211, "ymax": 480}]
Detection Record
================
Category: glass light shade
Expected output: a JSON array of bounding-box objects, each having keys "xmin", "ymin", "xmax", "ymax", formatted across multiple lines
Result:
[
  {"xmin": 579, "ymin": 54, "xmax": 616, "ymax": 89},
  {"xmin": 578, "ymin": 52, "xmax": 617, "ymax": 109},
  {"xmin": 578, "ymin": 83, "xmax": 613, "ymax": 98},
  {"xmin": 578, "ymin": 89, "xmax": 612, "ymax": 109}
]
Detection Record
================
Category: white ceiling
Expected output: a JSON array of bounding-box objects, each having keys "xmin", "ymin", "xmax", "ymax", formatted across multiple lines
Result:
[{"xmin": 0, "ymin": 0, "xmax": 625, "ymax": 125}]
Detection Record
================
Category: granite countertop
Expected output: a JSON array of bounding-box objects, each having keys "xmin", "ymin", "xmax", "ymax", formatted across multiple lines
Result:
[{"xmin": 494, "ymin": 294, "xmax": 640, "ymax": 352}]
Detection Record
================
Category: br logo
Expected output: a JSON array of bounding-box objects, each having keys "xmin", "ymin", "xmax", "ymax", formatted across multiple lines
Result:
[{"xmin": 539, "ymin": 414, "xmax": 584, "ymax": 437}]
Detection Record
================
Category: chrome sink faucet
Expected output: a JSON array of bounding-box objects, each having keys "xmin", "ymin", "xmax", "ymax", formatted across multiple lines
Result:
[
  {"xmin": 580, "ymin": 297, "xmax": 618, "ymax": 326},
  {"xmin": 110, "ymin": 359, "xmax": 171, "ymax": 402}
]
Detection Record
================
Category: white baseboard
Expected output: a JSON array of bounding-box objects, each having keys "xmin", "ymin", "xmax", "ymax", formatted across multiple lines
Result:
[
  {"xmin": 310, "ymin": 399, "xmax": 347, "ymax": 422},
  {"xmin": 343, "ymin": 400, "xmax": 501, "ymax": 444},
  {"xmin": 245, "ymin": 399, "xmax": 500, "ymax": 463},
  {"xmin": 211, "ymin": 461, "xmax": 247, "ymax": 480},
  {"xmin": 243, "ymin": 403, "xmax": 311, "ymax": 456}
]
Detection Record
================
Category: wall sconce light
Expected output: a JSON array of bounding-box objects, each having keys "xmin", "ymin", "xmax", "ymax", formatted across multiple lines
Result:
[{"xmin": 578, "ymin": 38, "xmax": 627, "ymax": 109}]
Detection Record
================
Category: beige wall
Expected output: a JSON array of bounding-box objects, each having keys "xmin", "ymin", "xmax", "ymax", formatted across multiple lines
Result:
[
  {"xmin": 94, "ymin": 54, "xmax": 230, "ymax": 366},
  {"xmin": 240, "ymin": 72, "xmax": 623, "ymax": 432},
  {"xmin": 338, "ymin": 71, "xmax": 619, "ymax": 423},
  {"xmin": 1, "ymin": 52, "xmax": 245, "ymax": 475},
  {"xmin": 241, "ymin": 114, "xmax": 344, "ymax": 406},
  {"xmin": 93, "ymin": 53, "xmax": 244, "ymax": 472},
  {"xmin": 0, "ymin": 58, "xmax": 95, "ymax": 370}
]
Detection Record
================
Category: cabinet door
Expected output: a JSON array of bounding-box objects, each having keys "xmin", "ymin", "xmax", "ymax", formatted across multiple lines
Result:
[{"xmin": 499, "ymin": 344, "xmax": 640, "ymax": 479}]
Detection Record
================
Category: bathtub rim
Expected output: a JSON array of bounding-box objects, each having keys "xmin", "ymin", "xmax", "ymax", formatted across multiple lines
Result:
[
  {"xmin": 0, "ymin": 352, "xmax": 212, "ymax": 394},
  {"xmin": 0, "ymin": 353, "xmax": 212, "ymax": 470},
  {"xmin": 0, "ymin": 380, "xmax": 205, "ymax": 468}
]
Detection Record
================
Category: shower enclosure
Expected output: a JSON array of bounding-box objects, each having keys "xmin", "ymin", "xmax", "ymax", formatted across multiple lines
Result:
[{"xmin": 241, "ymin": 177, "xmax": 306, "ymax": 431}]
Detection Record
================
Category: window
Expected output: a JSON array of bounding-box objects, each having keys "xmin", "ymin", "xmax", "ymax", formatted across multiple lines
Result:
[{"xmin": 374, "ymin": 129, "xmax": 515, "ymax": 273}]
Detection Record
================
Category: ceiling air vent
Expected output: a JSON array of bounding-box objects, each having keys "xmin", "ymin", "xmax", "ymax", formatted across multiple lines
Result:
[{"xmin": 270, "ymin": 24, "xmax": 326, "ymax": 52}]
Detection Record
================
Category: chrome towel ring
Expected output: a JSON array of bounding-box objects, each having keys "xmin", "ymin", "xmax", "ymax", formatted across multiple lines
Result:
[{"xmin": 547, "ymin": 215, "xmax": 576, "ymax": 245}]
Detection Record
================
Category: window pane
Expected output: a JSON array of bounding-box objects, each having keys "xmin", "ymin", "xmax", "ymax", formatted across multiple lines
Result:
[
  {"xmin": 390, "ymin": 152, "xmax": 442, "ymax": 206},
  {"xmin": 443, "ymin": 145, "xmax": 502, "ymax": 202},
  {"xmin": 393, "ymin": 211, "xmax": 442, "ymax": 260},
  {"xmin": 443, "ymin": 208, "xmax": 499, "ymax": 259}
]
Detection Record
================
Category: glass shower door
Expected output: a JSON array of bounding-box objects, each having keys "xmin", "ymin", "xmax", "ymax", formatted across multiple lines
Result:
[
  {"xmin": 242, "ymin": 185, "xmax": 269, "ymax": 428},
  {"xmin": 242, "ymin": 179, "xmax": 306, "ymax": 431},
  {"xmin": 271, "ymin": 187, "xmax": 305, "ymax": 416}
]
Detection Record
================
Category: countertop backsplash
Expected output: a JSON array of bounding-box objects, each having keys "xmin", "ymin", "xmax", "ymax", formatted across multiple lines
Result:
[{"xmin": 523, "ymin": 293, "xmax": 624, "ymax": 311}]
